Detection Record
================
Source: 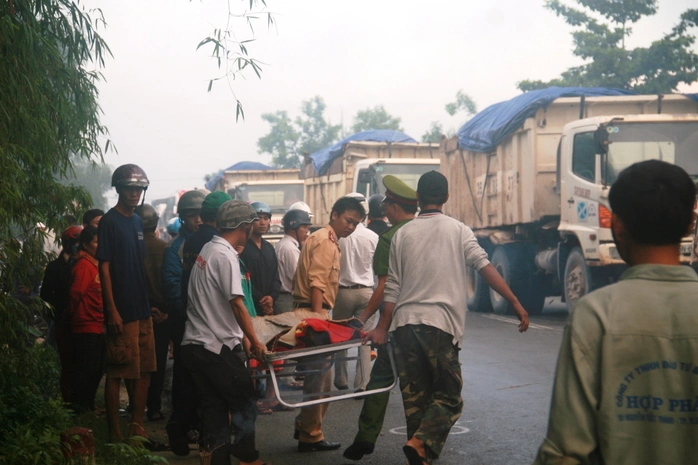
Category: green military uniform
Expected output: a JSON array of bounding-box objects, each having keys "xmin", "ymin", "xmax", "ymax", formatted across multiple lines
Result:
[
  {"xmin": 353, "ymin": 175, "xmax": 417, "ymax": 447},
  {"xmin": 534, "ymin": 264, "xmax": 698, "ymax": 465}
]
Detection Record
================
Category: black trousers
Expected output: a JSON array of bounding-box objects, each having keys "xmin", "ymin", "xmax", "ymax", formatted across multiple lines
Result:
[
  {"xmin": 181, "ymin": 343, "xmax": 259, "ymax": 463},
  {"xmin": 146, "ymin": 319, "xmax": 170, "ymax": 413},
  {"xmin": 70, "ymin": 332, "xmax": 104, "ymax": 412},
  {"xmin": 168, "ymin": 315, "xmax": 200, "ymax": 429}
]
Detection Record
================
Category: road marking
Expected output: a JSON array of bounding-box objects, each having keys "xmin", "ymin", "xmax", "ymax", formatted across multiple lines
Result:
[
  {"xmin": 389, "ymin": 425, "xmax": 470, "ymax": 435},
  {"xmin": 481, "ymin": 314, "xmax": 558, "ymax": 331},
  {"xmin": 495, "ymin": 383, "xmax": 534, "ymax": 390}
]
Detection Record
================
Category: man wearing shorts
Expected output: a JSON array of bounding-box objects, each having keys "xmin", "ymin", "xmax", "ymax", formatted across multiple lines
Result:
[{"xmin": 97, "ymin": 164, "xmax": 164, "ymax": 449}]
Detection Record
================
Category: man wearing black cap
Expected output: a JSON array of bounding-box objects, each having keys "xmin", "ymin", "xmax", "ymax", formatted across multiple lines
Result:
[
  {"xmin": 344, "ymin": 175, "xmax": 419, "ymax": 461},
  {"xmin": 373, "ymin": 170, "xmax": 529, "ymax": 465},
  {"xmin": 366, "ymin": 194, "xmax": 389, "ymax": 235}
]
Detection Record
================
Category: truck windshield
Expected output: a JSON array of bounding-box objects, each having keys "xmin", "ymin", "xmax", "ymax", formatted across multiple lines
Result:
[
  {"xmin": 231, "ymin": 184, "xmax": 304, "ymax": 213},
  {"xmin": 372, "ymin": 163, "xmax": 440, "ymax": 194},
  {"xmin": 604, "ymin": 122, "xmax": 698, "ymax": 184}
]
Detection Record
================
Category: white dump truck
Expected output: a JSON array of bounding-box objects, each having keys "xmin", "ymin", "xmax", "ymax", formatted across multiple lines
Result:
[
  {"xmin": 440, "ymin": 91, "xmax": 698, "ymax": 315},
  {"xmin": 303, "ymin": 138, "xmax": 440, "ymax": 225},
  {"xmin": 206, "ymin": 162, "xmax": 303, "ymax": 241}
]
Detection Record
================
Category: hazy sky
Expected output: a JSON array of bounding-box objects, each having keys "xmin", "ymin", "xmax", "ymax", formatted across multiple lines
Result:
[{"xmin": 88, "ymin": 0, "xmax": 698, "ymax": 201}]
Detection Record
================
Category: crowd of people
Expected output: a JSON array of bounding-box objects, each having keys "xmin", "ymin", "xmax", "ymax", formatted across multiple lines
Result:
[{"xmin": 39, "ymin": 159, "xmax": 698, "ymax": 465}]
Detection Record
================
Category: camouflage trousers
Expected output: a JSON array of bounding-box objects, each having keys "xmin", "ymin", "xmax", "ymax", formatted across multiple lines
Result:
[{"xmin": 393, "ymin": 324, "xmax": 463, "ymax": 459}]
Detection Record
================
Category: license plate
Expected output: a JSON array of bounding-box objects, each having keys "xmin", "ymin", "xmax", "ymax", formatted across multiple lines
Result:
[
  {"xmin": 681, "ymin": 243, "xmax": 694, "ymax": 255},
  {"xmin": 609, "ymin": 246, "xmax": 621, "ymax": 260}
]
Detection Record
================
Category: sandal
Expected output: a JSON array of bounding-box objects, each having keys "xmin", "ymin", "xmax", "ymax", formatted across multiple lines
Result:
[
  {"xmin": 403, "ymin": 445, "xmax": 429, "ymax": 465},
  {"xmin": 269, "ymin": 401, "xmax": 295, "ymax": 412},
  {"xmin": 256, "ymin": 401, "xmax": 273, "ymax": 415},
  {"xmin": 143, "ymin": 438, "xmax": 169, "ymax": 452},
  {"xmin": 147, "ymin": 410, "xmax": 165, "ymax": 422}
]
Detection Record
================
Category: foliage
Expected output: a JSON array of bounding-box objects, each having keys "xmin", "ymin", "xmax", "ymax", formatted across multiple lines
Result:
[
  {"xmin": 100, "ymin": 440, "xmax": 169, "ymax": 465},
  {"xmin": 445, "ymin": 90, "xmax": 478, "ymax": 117},
  {"xmin": 0, "ymin": 333, "xmax": 71, "ymax": 465},
  {"xmin": 0, "ymin": 1, "xmax": 155, "ymax": 463},
  {"xmin": 257, "ymin": 96, "xmax": 341, "ymax": 168},
  {"xmin": 57, "ymin": 156, "xmax": 113, "ymax": 212},
  {"xmin": 518, "ymin": 1, "xmax": 698, "ymax": 93},
  {"xmin": 257, "ymin": 111, "xmax": 300, "ymax": 168},
  {"xmin": 351, "ymin": 105, "xmax": 403, "ymax": 133},
  {"xmin": 421, "ymin": 121, "xmax": 444, "ymax": 143},
  {"xmin": 421, "ymin": 90, "xmax": 478, "ymax": 142},
  {"xmin": 196, "ymin": 0, "xmax": 276, "ymax": 121}
]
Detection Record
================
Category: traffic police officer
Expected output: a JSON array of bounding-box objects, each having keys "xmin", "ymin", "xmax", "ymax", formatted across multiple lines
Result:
[{"xmin": 291, "ymin": 196, "xmax": 365, "ymax": 452}]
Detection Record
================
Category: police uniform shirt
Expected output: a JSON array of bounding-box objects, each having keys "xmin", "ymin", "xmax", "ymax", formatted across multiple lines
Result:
[
  {"xmin": 292, "ymin": 225, "xmax": 340, "ymax": 309},
  {"xmin": 182, "ymin": 235, "xmax": 245, "ymax": 354}
]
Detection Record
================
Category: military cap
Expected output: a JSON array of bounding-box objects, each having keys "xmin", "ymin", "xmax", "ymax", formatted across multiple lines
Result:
[
  {"xmin": 202, "ymin": 191, "xmax": 232, "ymax": 212},
  {"xmin": 216, "ymin": 200, "xmax": 258, "ymax": 230},
  {"xmin": 382, "ymin": 175, "xmax": 418, "ymax": 206}
]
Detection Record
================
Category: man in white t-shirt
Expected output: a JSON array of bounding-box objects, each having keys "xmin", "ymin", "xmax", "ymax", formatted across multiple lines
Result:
[
  {"xmin": 333, "ymin": 194, "xmax": 378, "ymax": 391},
  {"xmin": 181, "ymin": 200, "xmax": 267, "ymax": 465}
]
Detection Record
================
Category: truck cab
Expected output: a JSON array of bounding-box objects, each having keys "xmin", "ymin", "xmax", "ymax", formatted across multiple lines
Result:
[
  {"xmin": 354, "ymin": 158, "xmax": 441, "ymax": 198},
  {"xmin": 227, "ymin": 180, "xmax": 305, "ymax": 242},
  {"xmin": 558, "ymin": 114, "xmax": 698, "ymax": 306}
]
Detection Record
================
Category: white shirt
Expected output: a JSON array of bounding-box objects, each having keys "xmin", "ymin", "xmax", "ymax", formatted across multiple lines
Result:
[
  {"xmin": 182, "ymin": 235, "xmax": 244, "ymax": 354},
  {"xmin": 275, "ymin": 234, "xmax": 301, "ymax": 293},
  {"xmin": 339, "ymin": 223, "xmax": 379, "ymax": 287},
  {"xmin": 385, "ymin": 213, "xmax": 490, "ymax": 347}
]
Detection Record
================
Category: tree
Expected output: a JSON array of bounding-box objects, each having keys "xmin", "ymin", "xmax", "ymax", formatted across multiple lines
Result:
[
  {"xmin": 422, "ymin": 121, "xmax": 444, "ymax": 143},
  {"xmin": 518, "ymin": 1, "xmax": 698, "ymax": 93},
  {"xmin": 197, "ymin": 0, "xmax": 276, "ymax": 121},
  {"xmin": 0, "ymin": 1, "xmax": 115, "ymax": 461},
  {"xmin": 58, "ymin": 156, "xmax": 113, "ymax": 211},
  {"xmin": 295, "ymin": 96, "xmax": 342, "ymax": 157},
  {"xmin": 257, "ymin": 111, "xmax": 300, "ymax": 168},
  {"xmin": 445, "ymin": 90, "xmax": 478, "ymax": 117},
  {"xmin": 421, "ymin": 90, "xmax": 478, "ymax": 143},
  {"xmin": 257, "ymin": 96, "xmax": 341, "ymax": 168},
  {"xmin": 351, "ymin": 105, "xmax": 403, "ymax": 133}
]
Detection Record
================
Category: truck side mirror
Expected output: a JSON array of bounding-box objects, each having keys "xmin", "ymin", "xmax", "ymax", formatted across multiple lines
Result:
[
  {"xmin": 594, "ymin": 126, "xmax": 609, "ymax": 155},
  {"xmin": 357, "ymin": 169, "xmax": 372, "ymax": 184}
]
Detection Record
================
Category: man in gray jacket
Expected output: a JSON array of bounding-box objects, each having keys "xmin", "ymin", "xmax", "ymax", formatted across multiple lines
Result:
[{"xmin": 534, "ymin": 160, "xmax": 698, "ymax": 465}]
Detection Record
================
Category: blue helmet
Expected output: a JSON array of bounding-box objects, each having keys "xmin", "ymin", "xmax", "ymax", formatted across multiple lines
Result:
[
  {"xmin": 250, "ymin": 201, "xmax": 271, "ymax": 217},
  {"xmin": 167, "ymin": 217, "xmax": 182, "ymax": 235}
]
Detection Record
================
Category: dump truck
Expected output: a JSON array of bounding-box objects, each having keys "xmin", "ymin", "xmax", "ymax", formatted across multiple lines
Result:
[
  {"xmin": 206, "ymin": 162, "xmax": 303, "ymax": 242},
  {"xmin": 303, "ymin": 136, "xmax": 440, "ymax": 225},
  {"xmin": 440, "ymin": 90, "xmax": 698, "ymax": 315}
]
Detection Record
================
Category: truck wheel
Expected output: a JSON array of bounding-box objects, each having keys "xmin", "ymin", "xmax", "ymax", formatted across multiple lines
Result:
[
  {"xmin": 466, "ymin": 265, "xmax": 492, "ymax": 312},
  {"xmin": 489, "ymin": 246, "xmax": 516, "ymax": 315},
  {"xmin": 563, "ymin": 247, "xmax": 592, "ymax": 313},
  {"xmin": 489, "ymin": 245, "xmax": 546, "ymax": 316},
  {"xmin": 523, "ymin": 274, "xmax": 546, "ymax": 316}
]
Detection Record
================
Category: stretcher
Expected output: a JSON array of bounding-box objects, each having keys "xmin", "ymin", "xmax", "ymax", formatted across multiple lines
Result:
[{"xmin": 253, "ymin": 340, "xmax": 398, "ymax": 408}]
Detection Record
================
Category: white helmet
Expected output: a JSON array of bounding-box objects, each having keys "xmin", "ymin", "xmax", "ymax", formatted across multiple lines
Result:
[
  {"xmin": 344, "ymin": 192, "xmax": 368, "ymax": 215},
  {"xmin": 288, "ymin": 201, "xmax": 313, "ymax": 219}
]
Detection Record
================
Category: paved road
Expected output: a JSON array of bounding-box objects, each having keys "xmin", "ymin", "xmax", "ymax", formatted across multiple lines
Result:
[{"xmin": 157, "ymin": 302, "xmax": 569, "ymax": 465}]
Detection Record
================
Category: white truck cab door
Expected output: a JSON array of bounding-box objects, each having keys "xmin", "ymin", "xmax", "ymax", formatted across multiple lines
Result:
[{"xmin": 560, "ymin": 129, "xmax": 602, "ymax": 256}]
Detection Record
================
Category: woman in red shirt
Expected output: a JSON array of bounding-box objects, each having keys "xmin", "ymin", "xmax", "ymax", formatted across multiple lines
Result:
[{"xmin": 68, "ymin": 226, "xmax": 105, "ymax": 413}]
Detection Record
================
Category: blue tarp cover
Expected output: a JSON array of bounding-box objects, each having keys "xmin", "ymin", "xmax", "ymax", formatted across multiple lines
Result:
[
  {"xmin": 205, "ymin": 161, "xmax": 271, "ymax": 191},
  {"xmin": 456, "ymin": 87, "xmax": 637, "ymax": 153},
  {"xmin": 309, "ymin": 129, "xmax": 417, "ymax": 176}
]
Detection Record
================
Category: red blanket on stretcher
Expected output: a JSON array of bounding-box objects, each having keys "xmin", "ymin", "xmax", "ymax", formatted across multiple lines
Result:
[{"xmin": 294, "ymin": 318, "xmax": 366, "ymax": 349}]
